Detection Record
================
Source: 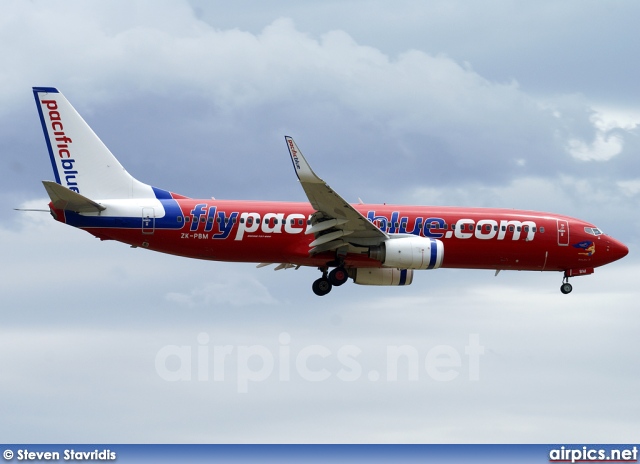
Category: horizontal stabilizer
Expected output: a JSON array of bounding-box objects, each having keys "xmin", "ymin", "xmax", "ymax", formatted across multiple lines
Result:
[{"xmin": 42, "ymin": 180, "xmax": 106, "ymax": 213}]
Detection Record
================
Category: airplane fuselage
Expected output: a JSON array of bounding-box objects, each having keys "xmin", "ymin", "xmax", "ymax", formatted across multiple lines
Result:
[
  {"xmin": 34, "ymin": 87, "xmax": 628, "ymax": 295},
  {"xmin": 50, "ymin": 196, "xmax": 625, "ymax": 275}
]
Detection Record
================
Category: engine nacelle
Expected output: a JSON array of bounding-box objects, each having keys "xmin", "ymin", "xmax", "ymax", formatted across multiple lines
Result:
[
  {"xmin": 369, "ymin": 236, "xmax": 444, "ymax": 270},
  {"xmin": 350, "ymin": 268, "xmax": 414, "ymax": 286}
]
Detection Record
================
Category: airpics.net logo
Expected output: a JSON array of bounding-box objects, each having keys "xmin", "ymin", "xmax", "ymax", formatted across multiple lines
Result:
[{"xmin": 155, "ymin": 333, "xmax": 484, "ymax": 393}]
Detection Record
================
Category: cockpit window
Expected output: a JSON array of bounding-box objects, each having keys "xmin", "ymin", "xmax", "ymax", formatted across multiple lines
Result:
[{"xmin": 584, "ymin": 227, "xmax": 604, "ymax": 236}]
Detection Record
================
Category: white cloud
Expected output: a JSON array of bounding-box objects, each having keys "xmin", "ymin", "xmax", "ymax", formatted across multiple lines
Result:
[
  {"xmin": 566, "ymin": 107, "xmax": 640, "ymax": 162},
  {"xmin": 591, "ymin": 106, "xmax": 640, "ymax": 132},
  {"xmin": 3, "ymin": 0, "xmax": 640, "ymax": 444},
  {"xmin": 0, "ymin": 2, "xmax": 577, "ymax": 131},
  {"xmin": 2, "ymin": 258, "xmax": 639, "ymax": 442},
  {"xmin": 165, "ymin": 276, "xmax": 279, "ymax": 307},
  {"xmin": 617, "ymin": 179, "xmax": 640, "ymax": 197},
  {"xmin": 567, "ymin": 130, "xmax": 624, "ymax": 162},
  {"xmin": 4, "ymin": 0, "xmax": 638, "ymax": 195}
]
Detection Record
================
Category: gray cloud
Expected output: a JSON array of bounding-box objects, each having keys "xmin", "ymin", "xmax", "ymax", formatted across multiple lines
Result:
[
  {"xmin": 1, "ymin": 0, "xmax": 638, "ymax": 444},
  {"xmin": 4, "ymin": 2, "xmax": 637, "ymax": 208}
]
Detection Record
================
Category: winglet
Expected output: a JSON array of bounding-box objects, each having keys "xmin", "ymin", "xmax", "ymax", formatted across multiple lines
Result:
[
  {"xmin": 42, "ymin": 180, "xmax": 106, "ymax": 213},
  {"xmin": 285, "ymin": 136, "xmax": 323, "ymax": 184}
]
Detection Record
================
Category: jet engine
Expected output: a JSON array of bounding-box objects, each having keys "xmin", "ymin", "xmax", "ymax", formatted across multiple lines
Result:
[
  {"xmin": 369, "ymin": 236, "xmax": 444, "ymax": 270},
  {"xmin": 349, "ymin": 268, "xmax": 414, "ymax": 286}
]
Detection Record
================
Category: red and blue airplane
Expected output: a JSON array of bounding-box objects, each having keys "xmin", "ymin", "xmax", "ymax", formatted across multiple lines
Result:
[{"xmin": 32, "ymin": 87, "xmax": 628, "ymax": 296}]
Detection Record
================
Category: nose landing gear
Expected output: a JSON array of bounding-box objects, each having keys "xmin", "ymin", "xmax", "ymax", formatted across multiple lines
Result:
[{"xmin": 560, "ymin": 276, "xmax": 573, "ymax": 294}]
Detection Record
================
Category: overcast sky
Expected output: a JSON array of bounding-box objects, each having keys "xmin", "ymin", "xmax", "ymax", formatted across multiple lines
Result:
[{"xmin": 1, "ymin": 0, "xmax": 639, "ymax": 444}]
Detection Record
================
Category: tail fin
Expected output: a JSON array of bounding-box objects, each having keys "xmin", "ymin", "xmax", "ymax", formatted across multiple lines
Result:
[{"xmin": 33, "ymin": 87, "xmax": 155, "ymax": 200}]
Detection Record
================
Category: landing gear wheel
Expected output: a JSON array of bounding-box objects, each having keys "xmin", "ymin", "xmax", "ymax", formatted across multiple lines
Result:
[
  {"xmin": 329, "ymin": 267, "xmax": 349, "ymax": 286},
  {"xmin": 312, "ymin": 277, "xmax": 332, "ymax": 296},
  {"xmin": 560, "ymin": 283, "xmax": 573, "ymax": 294}
]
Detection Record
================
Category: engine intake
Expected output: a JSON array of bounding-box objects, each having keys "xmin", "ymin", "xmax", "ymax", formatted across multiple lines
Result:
[{"xmin": 369, "ymin": 237, "xmax": 444, "ymax": 270}]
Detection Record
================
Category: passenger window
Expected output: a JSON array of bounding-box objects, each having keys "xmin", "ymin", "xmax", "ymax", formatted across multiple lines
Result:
[
  {"xmin": 540, "ymin": 227, "xmax": 545, "ymax": 233},
  {"xmin": 177, "ymin": 216, "xmax": 183, "ymax": 222}
]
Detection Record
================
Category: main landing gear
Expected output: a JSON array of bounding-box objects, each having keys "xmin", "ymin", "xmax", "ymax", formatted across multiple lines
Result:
[
  {"xmin": 312, "ymin": 266, "xmax": 349, "ymax": 296},
  {"xmin": 560, "ymin": 276, "xmax": 573, "ymax": 294}
]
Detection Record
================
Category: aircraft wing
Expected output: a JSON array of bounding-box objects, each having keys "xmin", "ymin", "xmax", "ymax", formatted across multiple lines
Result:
[{"xmin": 285, "ymin": 136, "xmax": 387, "ymax": 254}]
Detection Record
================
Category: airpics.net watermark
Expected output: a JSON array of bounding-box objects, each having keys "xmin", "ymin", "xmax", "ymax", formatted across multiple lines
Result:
[{"xmin": 155, "ymin": 333, "xmax": 484, "ymax": 393}]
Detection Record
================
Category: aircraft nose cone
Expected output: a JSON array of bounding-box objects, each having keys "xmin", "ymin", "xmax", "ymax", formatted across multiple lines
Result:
[{"xmin": 609, "ymin": 238, "xmax": 629, "ymax": 262}]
